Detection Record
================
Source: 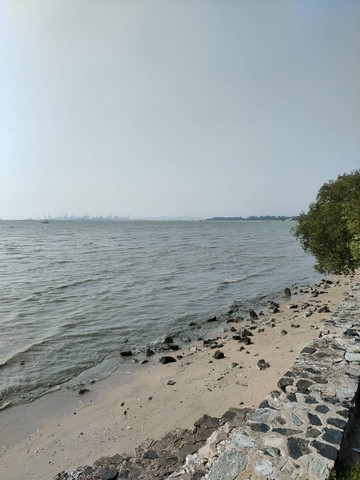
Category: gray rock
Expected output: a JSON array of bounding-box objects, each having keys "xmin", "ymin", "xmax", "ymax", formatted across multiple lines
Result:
[
  {"xmin": 257, "ymin": 359, "xmax": 270, "ymax": 370},
  {"xmin": 249, "ymin": 309, "xmax": 258, "ymax": 319},
  {"xmin": 311, "ymin": 440, "xmax": 338, "ymax": 460},
  {"xmin": 287, "ymin": 437, "xmax": 311, "ymax": 459},
  {"xmin": 213, "ymin": 350, "xmax": 225, "ymax": 359},
  {"xmin": 159, "ymin": 356, "xmax": 177, "ymax": 364},
  {"xmin": 308, "ymin": 413, "xmax": 322, "ymax": 426},
  {"xmin": 207, "ymin": 450, "xmax": 248, "ymax": 480},
  {"xmin": 322, "ymin": 428, "xmax": 343, "ymax": 446}
]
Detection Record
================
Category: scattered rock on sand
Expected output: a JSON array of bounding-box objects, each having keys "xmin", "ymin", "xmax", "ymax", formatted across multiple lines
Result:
[
  {"xmin": 213, "ymin": 350, "xmax": 225, "ymax": 359},
  {"xmin": 159, "ymin": 356, "xmax": 177, "ymax": 364},
  {"xmin": 120, "ymin": 350, "xmax": 132, "ymax": 357},
  {"xmin": 249, "ymin": 309, "xmax": 258, "ymax": 320},
  {"xmin": 284, "ymin": 287, "xmax": 291, "ymax": 296},
  {"xmin": 257, "ymin": 359, "xmax": 270, "ymax": 370},
  {"xmin": 78, "ymin": 388, "xmax": 90, "ymax": 395}
]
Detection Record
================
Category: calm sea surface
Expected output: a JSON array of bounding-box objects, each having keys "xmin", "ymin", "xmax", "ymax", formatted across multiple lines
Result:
[{"xmin": 0, "ymin": 220, "xmax": 322, "ymax": 409}]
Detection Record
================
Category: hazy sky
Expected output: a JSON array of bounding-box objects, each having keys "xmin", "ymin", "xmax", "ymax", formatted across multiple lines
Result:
[{"xmin": 1, "ymin": 1, "xmax": 359, "ymax": 219}]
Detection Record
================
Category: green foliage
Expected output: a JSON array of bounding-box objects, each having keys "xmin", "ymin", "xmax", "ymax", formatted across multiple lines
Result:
[
  {"xmin": 293, "ymin": 170, "xmax": 360, "ymax": 274},
  {"xmin": 330, "ymin": 462, "xmax": 360, "ymax": 479}
]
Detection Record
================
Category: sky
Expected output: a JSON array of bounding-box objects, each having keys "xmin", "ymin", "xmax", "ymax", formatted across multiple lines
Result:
[{"xmin": 1, "ymin": 1, "xmax": 359, "ymax": 220}]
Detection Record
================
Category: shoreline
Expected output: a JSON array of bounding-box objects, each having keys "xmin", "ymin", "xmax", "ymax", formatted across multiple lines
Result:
[{"xmin": 0, "ymin": 273, "xmax": 358, "ymax": 479}]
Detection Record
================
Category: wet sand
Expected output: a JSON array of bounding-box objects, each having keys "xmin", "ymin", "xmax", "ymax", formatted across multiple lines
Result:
[{"xmin": 0, "ymin": 273, "xmax": 358, "ymax": 480}]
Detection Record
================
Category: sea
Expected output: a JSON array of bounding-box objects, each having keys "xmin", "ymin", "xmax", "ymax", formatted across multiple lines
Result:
[{"xmin": 0, "ymin": 219, "xmax": 323, "ymax": 411}]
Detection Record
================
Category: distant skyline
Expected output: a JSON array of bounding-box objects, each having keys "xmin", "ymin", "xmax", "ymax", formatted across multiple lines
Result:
[{"xmin": 1, "ymin": 1, "xmax": 359, "ymax": 220}]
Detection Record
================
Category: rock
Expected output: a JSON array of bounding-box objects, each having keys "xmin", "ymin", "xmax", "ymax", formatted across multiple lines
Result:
[
  {"xmin": 213, "ymin": 350, "xmax": 225, "ymax": 359},
  {"xmin": 327, "ymin": 417, "xmax": 347, "ymax": 429},
  {"xmin": 207, "ymin": 450, "xmax": 248, "ymax": 480},
  {"xmin": 120, "ymin": 350, "xmax": 132, "ymax": 357},
  {"xmin": 239, "ymin": 336, "xmax": 252, "ymax": 345},
  {"xmin": 311, "ymin": 290, "xmax": 319, "ymax": 297},
  {"xmin": 280, "ymin": 330, "xmax": 288, "ymax": 336},
  {"xmin": 143, "ymin": 449, "xmax": 159, "ymax": 459},
  {"xmin": 311, "ymin": 440, "xmax": 338, "ymax": 460},
  {"xmin": 273, "ymin": 428, "xmax": 303, "ymax": 436},
  {"xmin": 78, "ymin": 388, "xmax": 90, "ymax": 395},
  {"xmin": 189, "ymin": 321, "xmax": 198, "ymax": 327},
  {"xmin": 288, "ymin": 304, "xmax": 298, "ymax": 309},
  {"xmin": 167, "ymin": 380, "xmax": 176, "ymax": 385},
  {"xmin": 296, "ymin": 379, "xmax": 313, "ymax": 393},
  {"xmin": 277, "ymin": 377, "xmax": 294, "ymax": 391},
  {"xmin": 98, "ymin": 466, "xmax": 119, "ymax": 480},
  {"xmin": 345, "ymin": 351, "xmax": 360, "ymax": 362},
  {"xmin": 268, "ymin": 305, "xmax": 279, "ymax": 314},
  {"xmin": 322, "ymin": 428, "xmax": 343, "ymax": 446},
  {"xmin": 249, "ymin": 423, "xmax": 270, "ymax": 433},
  {"xmin": 159, "ymin": 356, "xmax": 177, "ymax": 364},
  {"xmin": 302, "ymin": 310, "xmax": 313, "ymax": 318},
  {"xmin": 249, "ymin": 309, "xmax": 258, "ymax": 320},
  {"xmin": 315, "ymin": 405, "xmax": 330, "ymax": 414},
  {"xmin": 207, "ymin": 316, "xmax": 217, "ymax": 322},
  {"xmin": 164, "ymin": 335, "xmax": 174, "ymax": 344},
  {"xmin": 318, "ymin": 305, "xmax": 330, "ymax": 313},
  {"xmin": 146, "ymin": 348, "xmax": 155, "ymax": 357},
  {"xmin": 308, "ymin": 413, "xmax": 322, "ymax": 426},
  {"xmin": 287, "ymin": 437, "xmax": 311, "ymax": 459},
  {"xmin": 257, "ymin": 359, "xmax": 270, "ymax": 370},
  {"xmin": 306, "ymin": 427, "xmax": 322, "ymax": 438},
  {"xmin": 284, "ymin": 287, "xmax": 291, "ymax": 296}
]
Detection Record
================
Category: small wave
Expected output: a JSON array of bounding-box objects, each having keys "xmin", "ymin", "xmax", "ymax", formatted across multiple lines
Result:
[{"xmin": 222, "ymin": 276, "xmax": 248, "ymax": 284}]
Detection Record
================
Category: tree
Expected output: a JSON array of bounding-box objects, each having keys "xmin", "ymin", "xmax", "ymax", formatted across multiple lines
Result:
[{"xmin": 293, "ymin": 170, "xmax": 360, "ymax": 275}]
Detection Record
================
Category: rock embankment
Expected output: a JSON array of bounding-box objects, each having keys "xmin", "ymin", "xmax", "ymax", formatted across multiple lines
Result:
[
  {"xmin": 54, "ymin": 280, "xmax": 360, "ymax": 480},
  {"xmin": 169, "ymin": 282, "xmax": 360, "ymax": 480}
]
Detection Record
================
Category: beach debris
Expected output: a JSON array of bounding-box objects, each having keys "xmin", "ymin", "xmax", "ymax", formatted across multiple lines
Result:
[
  {"xmin": 257, "ymin": 359, "xmax": 270, "ymax": 370},
  {"xmin": 159, "ymin": 356, "xmax": 177, "ymax": 364},
  {"xmin": 284, "ymin": 287, "xmax": 291, "ymax": 296},
  {"xmin": 213, "ymin": 350, "xmax": 225, "ymax": 359}
]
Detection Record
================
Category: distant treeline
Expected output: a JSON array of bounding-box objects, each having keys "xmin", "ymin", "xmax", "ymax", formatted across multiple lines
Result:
[{"xmin": 207, "ymin": 215, "xmax": 297, "ymax": 221}]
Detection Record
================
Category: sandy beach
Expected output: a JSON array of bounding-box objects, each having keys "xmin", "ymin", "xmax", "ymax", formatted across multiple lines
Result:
[{"xmin": 0, "ymin": 273, "xmax": 358, "ymax": 480}]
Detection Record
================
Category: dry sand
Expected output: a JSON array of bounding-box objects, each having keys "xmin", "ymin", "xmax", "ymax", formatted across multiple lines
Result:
[{"xmin": 0, "ymin": 273, "xmax": 358, "ymax": 480}]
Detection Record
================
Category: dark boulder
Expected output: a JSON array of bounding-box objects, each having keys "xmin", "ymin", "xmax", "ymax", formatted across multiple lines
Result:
[
  {"xmin": 159, "ymin": 356, "xmax": 177, "ymax": 365},
  {"xmin": 257, "ymin": 359, "xmax": 270, "ymax": 370},
  {"xmin": 120, "ymin": 350, "xmax": 132, "ymax": 357},
  {"xmin": 249, "ymin": 309, "xmax": 258, "ymax": 320},
  {"xmin": 213, "ymin": 350, "xmax": 225, "ymax": 359},
  {"xmin": 284, "ymin": 287, "xmax": 291, "ymax": 297}
]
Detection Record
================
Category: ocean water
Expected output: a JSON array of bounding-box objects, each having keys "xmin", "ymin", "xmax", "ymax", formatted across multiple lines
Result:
[{"xmin": 0, "ymin": 220, "xmax": 321, "ymax": 410}]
